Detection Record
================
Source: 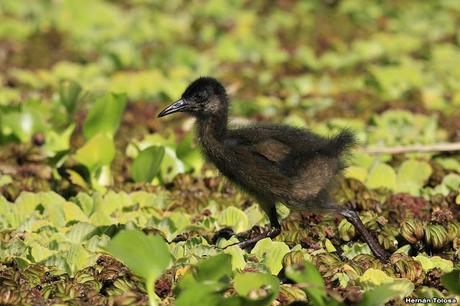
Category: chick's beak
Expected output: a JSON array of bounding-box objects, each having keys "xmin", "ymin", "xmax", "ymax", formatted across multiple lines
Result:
[{"xmin": 157, "ymin": 99, "xmax": 188, "ymax": 117}]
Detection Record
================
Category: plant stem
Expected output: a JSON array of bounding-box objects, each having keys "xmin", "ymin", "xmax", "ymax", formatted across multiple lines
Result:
[
  {"xmin": 361, "ymin": 142, "xmax": 460, "ymax": 154},
  {"xmin": 147, "ymin": 277, "xmax": 159, "ymax": 306}
]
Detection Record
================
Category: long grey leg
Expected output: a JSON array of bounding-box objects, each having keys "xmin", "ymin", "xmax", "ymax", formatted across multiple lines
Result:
[
  {"xmin": 225, "ymin": 204, "xmax": 281, "ymax": 249},
  {"xmin": 339, "ymin": 207, "xmax": 389, "ymax": 261}
]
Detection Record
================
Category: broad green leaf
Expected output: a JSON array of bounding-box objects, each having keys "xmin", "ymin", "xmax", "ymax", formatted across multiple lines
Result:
[
  {"xmin": 65, "ymin": 222, "xmax": 96, "ymax": 244},
  {"xmin": 83, "ymin": 93, "xmax": 127, "ymax": 139},
  {"xmin": 344, "ymin": 166, "xmax": 367, "ymax": 182},
  {"xmin": 285, "ymin": 261, "xmax": 328, "ymax": 306},
  {"xmin": 106, "ymin": 230, "xmax": 172, "ymax": 306},
  {"xmin": 194, "ymin": 253, "xmax": 232, "ymax": 283},
  {"xmin": 442, "ymin": 173, "xmax": 460, "ymax": 191},
  {"xmin": 131, "ymin": 145, "xmax": 165, "ymax": 183},
  {"xmin": 414, "ymin": 255, "xmax": 453, "ymax": 273},
  {"xmin": 176, "ymin": 133, "xmax": 204, "ymax": 173},
  {"xmin": 441, "ymin": 269, "xmax": 460, "ymax": 294},
  {"xmin": 44, "ymin": 124, "xmax": 75, "ymax": 156},
  {"xmin": 62, "ymin": 201, "xmax": 88, "ymax": 222},
  {"xmin": 365, "ymin": 162, "xmax": 396, "ymax": 190},
  {"xmin": 219, "ymin": 206, "xmax": 250, "ymax": 233},
  {"xmin": 359, "ymin": 268, "xmax": 394, "ymax": 288},
  {"xmin": 234, "ymin": 272, "xmax": 280, "ymax": 305},
  {"xmin": 30, "ymin": 242, "xmax": 55, "ymax": 262},
  {"xmin": 0, "ymin": 175, "xmax": 12, "ymax": 187},
  {"xmin": 251, "ymin": 238, "xmax": 290, "ymax": 275},
  {"xmin": 223, "ymin": 246, "xmax": 246, "ymax": 271},
  {"xmin": 64, "ymin": 244, "xmax": 92, "ymax": 276},
  {"xmin": 175, "ymin": 282, "xmax": 236, "ymax": 306},
  {"xmin": 58, "ymin": 80, "xmax": 83, "ymax": 114},
  {"xmin": 342, "ymin": 243, "xmax": 372, "ymax": 259},
  {"xmin": 74, "ymin": 133, "xmax": 115, "ymax": 171},
  {"xmin": 106, "ymin": 230, "xmax": 172, "ymax": 280},
  {"xmin": 395, "ymin": 159, "xmax": 432, "ymax": 195},
  {"xmin": 358, "ymin": 279, "xmax": 414, "ymax": 306}
]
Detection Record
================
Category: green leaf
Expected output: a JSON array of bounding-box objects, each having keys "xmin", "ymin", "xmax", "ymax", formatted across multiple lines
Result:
[
  {"xmin": 395, "ymin": 159, "xmax": 432, "ymax": 195},
  {"xmin": 342, "ymin": 243, "xmax": 372, "ymax": 260},
  {"xmin": 64, "ymin": 244, "xmax": 92, "ymax": 276},
  {"xmin": 176, "ymin": 133, "xmax": 205, "ymax": 173},
  {"xmin": 131, "ymin": 145, "xmax": 165, "ymax": 183},
  {"xmin": 344, "ymin": 166, "xmax": 367, "ymax": 182},
  {"xmin": 365, "ymin": 162, "xmax": 396, "ymax": 190},
  {"xmin": 358, "ymin": 268, "xmax": 394, "ymax": 289},
  {"xmin": 105, "ymin": 230, "xmax": 171, "ymax": 279},
  {"xmin": 106, "ymin": 230, "xmax": 172, "ymax": 305},
  {"xmin": 285, "ymin": 261, "xmax": 327, "ymax": 306},
  {"xmin": 251, "ymin": 238, "xmax": 290, "ymax": 275},
  {"xmin": 175, "ymin": 283, "xmax": 236, "ymax": 306},
  {"xmin": 83, "ymin": 93, "xmax": 127, "ymax": 139},
  {"xmin": 65, "ymin": 222, "xmax": 96, "ymax": 244},
  {"xmin": 441, "ymin": 269, "xmax": 460, "ymax": 295},
  {"xmin": 74, "ymin": 133, "xmax": 115, "ymax": 171},
  {"xmin": 358, "ymin": 279, "xmax": 414, "ymax": 306},
  {"xmin": 414, "ymin": 255, "xmax": 453, "ymax": 273},
  {"xmin": 234, "ymin": 272, "xmax": 280, "ymax": 305},
  {"xmin": 59, "ymin": 80, "xmax": 83, "ymax": 114},
  {"xmin": 223, "ymin": 246, "xmax": 246, "ymax": 271},
  {"xmin": 219, "ymin": 206, "xmax": 250, "ymax": 233},
  {"xmin": 194, "ymin": 253, "xmax": 232, "ymax": 283}
]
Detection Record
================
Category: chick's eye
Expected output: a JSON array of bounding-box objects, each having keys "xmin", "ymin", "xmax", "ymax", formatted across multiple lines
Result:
[{"xmin": 195, "ymin": 90, "xmax": 208, "ymax": 101}]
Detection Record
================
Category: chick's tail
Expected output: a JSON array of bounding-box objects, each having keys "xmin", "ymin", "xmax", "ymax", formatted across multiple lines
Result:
[{"xmin": 325, "ymin": 128, "xmax": 357, "ymax": 156}]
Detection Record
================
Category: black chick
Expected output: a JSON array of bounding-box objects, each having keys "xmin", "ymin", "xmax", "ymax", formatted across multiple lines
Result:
[{"xmin": 158, "ymin": 77, "xmax": 388, "ymax": 260}]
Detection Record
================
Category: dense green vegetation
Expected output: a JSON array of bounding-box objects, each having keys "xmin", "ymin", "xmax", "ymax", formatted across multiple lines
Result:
[{"xmin": 0, "ymin": 0, "xmax": 459, "ymax": 305}]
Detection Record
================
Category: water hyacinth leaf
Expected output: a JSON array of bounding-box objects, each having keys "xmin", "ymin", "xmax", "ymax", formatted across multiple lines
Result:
[
  {"xmin": 435, "ymin": 158, "xmax": 460, "ymax": 172},
  {"xmin": 395, "ymin": 159, "xmax": 432, "ymax": 195},
  {"xmin": 342, "ymin": 243, "xmax": 372, "ymax": 259},
  {"xmin": 358, "ymin": 268, "xmax": 394, "ymax": 289},
  {"xmin": 218, "ymin": 206, "xmax": 249, "ymax": 233},
  {"xmin": 62, "ymin": 201, "xmax": 88, "ymax": 222},
  {"xmin": 65, "ymin": 244, "xmax": 92, "ymax": 276},
  {"xmin": 234, "ymin": 272, "xmax": 280, "ymax": 304},
  {"xmin": 358, "ymin": 279, "xmax": 414, "ymax": 306},
  {"xmin": 74, "ymin": 133, "xmax": 115, "ymax": 171},
  {"xmin": 441, "ymin": 173, "xmax": 460, "ymax": 191},
  {"xmin": 414, "ymin": 255, "xmax": 453, "ymax": 273},
  {"xmin": 251, "ymin": 238, "xmax": 290, "ymax": 275},
  {"xmin": 43, "ymin": 124, "xmax": 75, "ymax": 158},
  {"xmin": 344, "ymin": 166, "xmax": 368, "ymax": 182},
  {"xmin": 59, "ymin": 80, "xmax": 83, "ymax": 114},
  {"xmin": 194, "ymin": 253, "xmax": 232, "ymax": 283},
  {"xmin": 176, "ymin": 133, "xmax": 205, "ymax": 173},
  {"xmin": 65, "ymin": 222, "xmax": 97, "ymax": 244},
  {"xmin": 159, "ymin": 147, "xmax": 186, "ymax": 182},
  {"xmin": 106, "ymin": 230, "xmax": 172, "ymax": 305},
  {"xmin": 285, "ymin": 261, "xmax": 328, "ymax": 306},
  {"xmin": 175, "ymin": 282, "xmax": 234, "ymax": 306},
  {"xmin": 30, "ymin": 242, "xmax": 55, "ymax": 262},
  {"xmin": 365, "ymin": 162, "xmax": 396, "ymax": 190},
  {"xmin": 131, "ymin": 145, "xmax": 165, "ymax": 183},
  {"xmin": 106, "ymin": 230, "xmax": 172, "ymax": 279},
  {"xmin": 15, "ymin": 192, "xmax": 41, "ymax": 216},
  {"xmin": 440, "ymin": 269, "xmax": 460, "ymax": 294},
  {"xmin": 2, "ymin": 109, "xmax": 46, "ymax": 142},
  {"xmin": 83, "ymin": 93, "xmax": 127, "ymax": 139},
  {"xmin": 223, "ymin": 246, "xmax": 246, "ymax": 271}
]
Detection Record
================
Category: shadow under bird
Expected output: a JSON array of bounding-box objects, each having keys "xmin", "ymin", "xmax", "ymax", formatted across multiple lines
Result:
[{"xmin": 158, "ymin": 77, "xmax": 388, "ymax": 261}]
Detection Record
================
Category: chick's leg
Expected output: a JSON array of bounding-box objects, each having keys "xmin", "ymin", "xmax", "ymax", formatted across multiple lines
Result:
[
  {"xmin": 339, "ymin": 208, "xmax": 389, "ymax": 261},
  {"xmin": 227, "ymin": 203, "xmax": 281, "ymax": 249}
]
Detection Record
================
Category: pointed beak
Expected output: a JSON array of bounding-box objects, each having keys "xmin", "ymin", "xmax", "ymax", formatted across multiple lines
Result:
[{"xmin": 157, "ymin": 99, "xmax": 188, "ymax": 117}]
